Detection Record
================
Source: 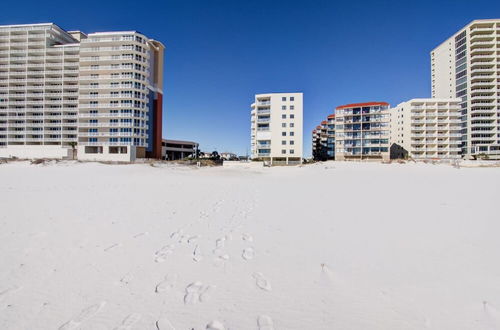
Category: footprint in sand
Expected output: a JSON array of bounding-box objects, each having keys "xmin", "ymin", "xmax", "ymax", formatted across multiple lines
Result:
[
  {"xmin": 178, "ymin": 235, "xmax": 190, "ymax": 244},
  {"xmin": 257, "ymin": 315, "xmax": 275, "ymax": 330},
  {"xmin": 113, "ymin": 313, "xmax": 141, "ymax": 330},
  {"xmin": 170, "ymin": 230, "xmax": 183, "ymax": 241},
  {"xmin": 187, "ymin": 235, "xmax": 200, "ymax": 244},
  {"xmin": 253, "ymin": 273, "xmax": 272, "ymax": 291},
  {"xmin": 0, "ymin": 286, "xmax": 22, "ymax": 301},
  {"xmin": 193, "ymin": 245, "xmax": 203, "ymax": 262},
  {"xmin": 242, "ymin": 247, "xmax": 254, "ymax": 260},
  {"xmin": 184, "ymin": 282, "xmax": 216, "ymax": 304},
  {"xmin": 242, "ymin": 233, "xmax": 253, "ymax": 242},
  {"xmin": 156, "ymin": 316, "xmax": 175, "ymax": 330},
  {"xmin": 206, "ymin": 320, "xmax": 225, "ymax": 330},
  {"xmin": 120, "ymin": 273, "xmax": 134, "ymax": 285},
  {"xmin": 215, "ymin": 237, "xmax": 226, "ymax": 248},
  {"xmin": 104, "ymin": 243, "xmax": 121, "ymax": 252},
  {"xmin": 58, "ymin": 301, "xmax": 106, "ymax": 330},
  {"xmin": 133, "ymin": 232, "xmax": 148, "ymax": 238},
  {"xmin": 155, "ymin": 274, "xmax": 178, "ymax": 293},
  {"xmin": 154, "ymin": 244, "xmax": 175, "ymax": 263}
]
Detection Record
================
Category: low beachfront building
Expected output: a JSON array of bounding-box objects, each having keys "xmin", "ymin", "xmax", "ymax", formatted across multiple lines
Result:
[
  {"xmin": 161, "ymin": 139, "xmax": 198, "ymax": 160},
  {"xmin": 335, "ymin": 102, "xmax": 390, "ymax": 161},
  {"xmin": 250, "ymin": 92, "xmax": 303, "ymax": 165},
  {"xmin": 390, "ymin": 98, "xmax": 462, "ymax": 159}
]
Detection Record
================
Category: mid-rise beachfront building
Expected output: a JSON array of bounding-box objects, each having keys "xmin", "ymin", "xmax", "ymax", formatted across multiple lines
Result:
[
  {"xmin": 0, "ymin": 23, "xmax": 164, "ymax": 161},
  {"xmin": 250, "ymin": 92, "xmax": 303, "ymax": 165},
  {"xmin": 431, "ymin": 19, "xmax": 500, "ymax": 159},
  {"xmin": 390, "ymin": 98, "xmax": 462, "ymax": 159},
  {"xmin": 312, "ymin": 114, "xmax": 335, "ymax": 161},
  {"xmin": 334, "ymin": 102, "xmax": 390, "ymax": 161}
]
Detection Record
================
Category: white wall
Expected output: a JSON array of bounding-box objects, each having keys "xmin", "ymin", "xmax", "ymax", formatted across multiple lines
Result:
[
  {"xmin": 77, "ymin": 145, "xmax": 136, "ymax": 162},
  {"xmin": 0, "ymin": 146, "xmax": 70, "ymax": 159},
  {"xmin": 431, "ymin": 39, "xmax": 456, "ymax": 99}
]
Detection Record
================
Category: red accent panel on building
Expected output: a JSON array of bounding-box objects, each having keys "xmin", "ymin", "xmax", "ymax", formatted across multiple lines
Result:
[
  {"xmin": 336, "ymin": 102, "xmax": 389, "ymax": 110},
  {"xmin": 153, "ymin": 93, "xmax": 163, "ymax": 159},
  {"xmin": 327, "ymin": 114, "xmax": 335, "ymax": 119},
  {"xmin": 321, "ymin": 120, "xmax": 327, "ymax": 125}
]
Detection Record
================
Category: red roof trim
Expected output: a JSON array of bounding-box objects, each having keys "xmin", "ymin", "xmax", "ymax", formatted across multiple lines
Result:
[
  {"xmin": 321, "ymin": 120, "xmax": 327, "ymax": 125},
  {"xmin": 327, "ymin": 114, "xmax": 335, "ymax": 119},
  {"xmin": 336, "ymin": 102, "xmax": 389, "ymax": 110}
]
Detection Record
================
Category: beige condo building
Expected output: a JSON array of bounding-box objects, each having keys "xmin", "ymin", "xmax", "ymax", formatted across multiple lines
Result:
[
  {"xmin": 390, "ymin": 98, "xmax": 462, "ymax": 159},
  {"xmin": 0, "ymin": 23, "xmax": 164, "ymax": 161},
  {"xmin": 431, "ymin": 19, "xmax": 500, "ymax": 159},
  {"xmin": 250, "ymin": 92, "xmax": 303, "ymax": 165}
]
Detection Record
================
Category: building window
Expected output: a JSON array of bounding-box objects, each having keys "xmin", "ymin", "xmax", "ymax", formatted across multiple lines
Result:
[
  {"xmin": 290, "ymin": 105, "xmax": 294, "ymax": 110},
  {"xmin": 290, "ymin": 114, "xmax": 295, "ymax": 119},
  {"xmin": 282, "ymin": 140, "xmax": 286, "ymax": 145},
  {"xmin": 290, "ymin": 97, "xmax": 294, "ymax": 101},
  {"xmin": 282, "ymin": 149, "xmax": 286, "ymax": 154},
  {"xmin": 282, "ymin": 132, "xmax": 286, "ymax": 136},
  {"xmin": 290, "ymin": 123, "xmax": 294, "ymax": 128},
  {"xmin": 290, "ymin": 140, "xmax": 295, "ymax": 145},
  {"xmin": 289, "ymin": 149, "xmax": 294, "ymax": 154},
  {"xmin": 282, "ymin": 123, "xmax": 286, "ymax": 127},
  {"xmin": 282, "ymin": 105, "xmax": 286, "ymax": 110},
  {"xmin": 282, "ymin": 114, "xmax": 286, "ymax": 119},
  {"xmin": 282, "ymin": 97, "xmax": 286, "ymax": 101},
  {"xmin": 290, "ymin": 132, "xmax": 295, "ymax": 136}
]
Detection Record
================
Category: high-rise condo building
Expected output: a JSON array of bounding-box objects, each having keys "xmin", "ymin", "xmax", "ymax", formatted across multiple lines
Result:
[
  {"xmin": 390, "ymin": 98, "xmax": 462, "ymax": 159},
  {"xmin": 312, "ymin": 114, "xmax": 335, "ymax": 161},
  {"xmin": 250, "ymin": 92, "xmax": 303, "ymax": 165},
  {"xmin": 0, "ymin": 23, "xmax": 164, "ymax": 161},
  {"xmin": 431, "ymin": 19, "xmax": 500, "ymax": 159},
  {"xmin": 334, "ymin": 102, "xmax": 390, "ymax": 161}
]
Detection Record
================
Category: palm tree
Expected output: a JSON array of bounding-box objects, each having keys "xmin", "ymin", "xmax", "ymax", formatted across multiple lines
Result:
[{"xmin": 68, "ymin": 142, "xmax": 77, "ymax": 160}]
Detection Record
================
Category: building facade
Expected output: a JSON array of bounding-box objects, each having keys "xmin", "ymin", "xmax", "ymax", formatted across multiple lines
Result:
[
  {"xmin": 312, "ymin": 114, "xmax": 335, "ymax": 161},
  {"xmin": 335, "ymin": 102, "xmax": 390, "ymax": 161},
  {"xmin": 390, "ymin": 98, "xmax": 462, "ymax": 159},
  {"xmin": 250, "ymin": 92, "xmax": 303, "ymax": 165},
  {"xmin": 161, "ymin": 139, "xmax": 198, "ymax": 160},
  {"xmin": 0, "ymin": 23, "xmax": 164, "ymax": 161},
  {"xmin": 431, "ymin": 19, "xmax": 500, "ymax": 159}
]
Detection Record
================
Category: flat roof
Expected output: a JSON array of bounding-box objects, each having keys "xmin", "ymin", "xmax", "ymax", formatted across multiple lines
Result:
[
  {"xmin": 431, "ymin": 18, "xmax": 500, "ymax": 52},
  {"xmin": 336, "ymin": 102, "xmax": 389, "ymax": 110},
  {"xmin": 162, "ymin": 139, "xmax": 198, "ymax": 145}
]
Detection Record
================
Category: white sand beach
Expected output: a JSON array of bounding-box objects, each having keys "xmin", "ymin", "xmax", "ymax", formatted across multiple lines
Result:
[{"xmin": 0, "ymin": 161, "xmax": 499, "ymax": 329}]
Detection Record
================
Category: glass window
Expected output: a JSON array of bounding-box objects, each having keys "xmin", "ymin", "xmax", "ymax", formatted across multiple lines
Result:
[
  {"xmin": 282, "ymin": 97, "xmax": 286, "ymax": 101},
  {"xmin": 282, "ymin": 105, "xmax": 286, "ymax": 110},
  {"xmin": 281, "ymin": 149, "xmax": 286, "ymax": 154}
]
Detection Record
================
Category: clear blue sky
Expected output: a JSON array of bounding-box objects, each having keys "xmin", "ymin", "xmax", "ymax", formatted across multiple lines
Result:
[{"xmin": 2, "ymin": 0, "xmax": 500, "ymax": 156}]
